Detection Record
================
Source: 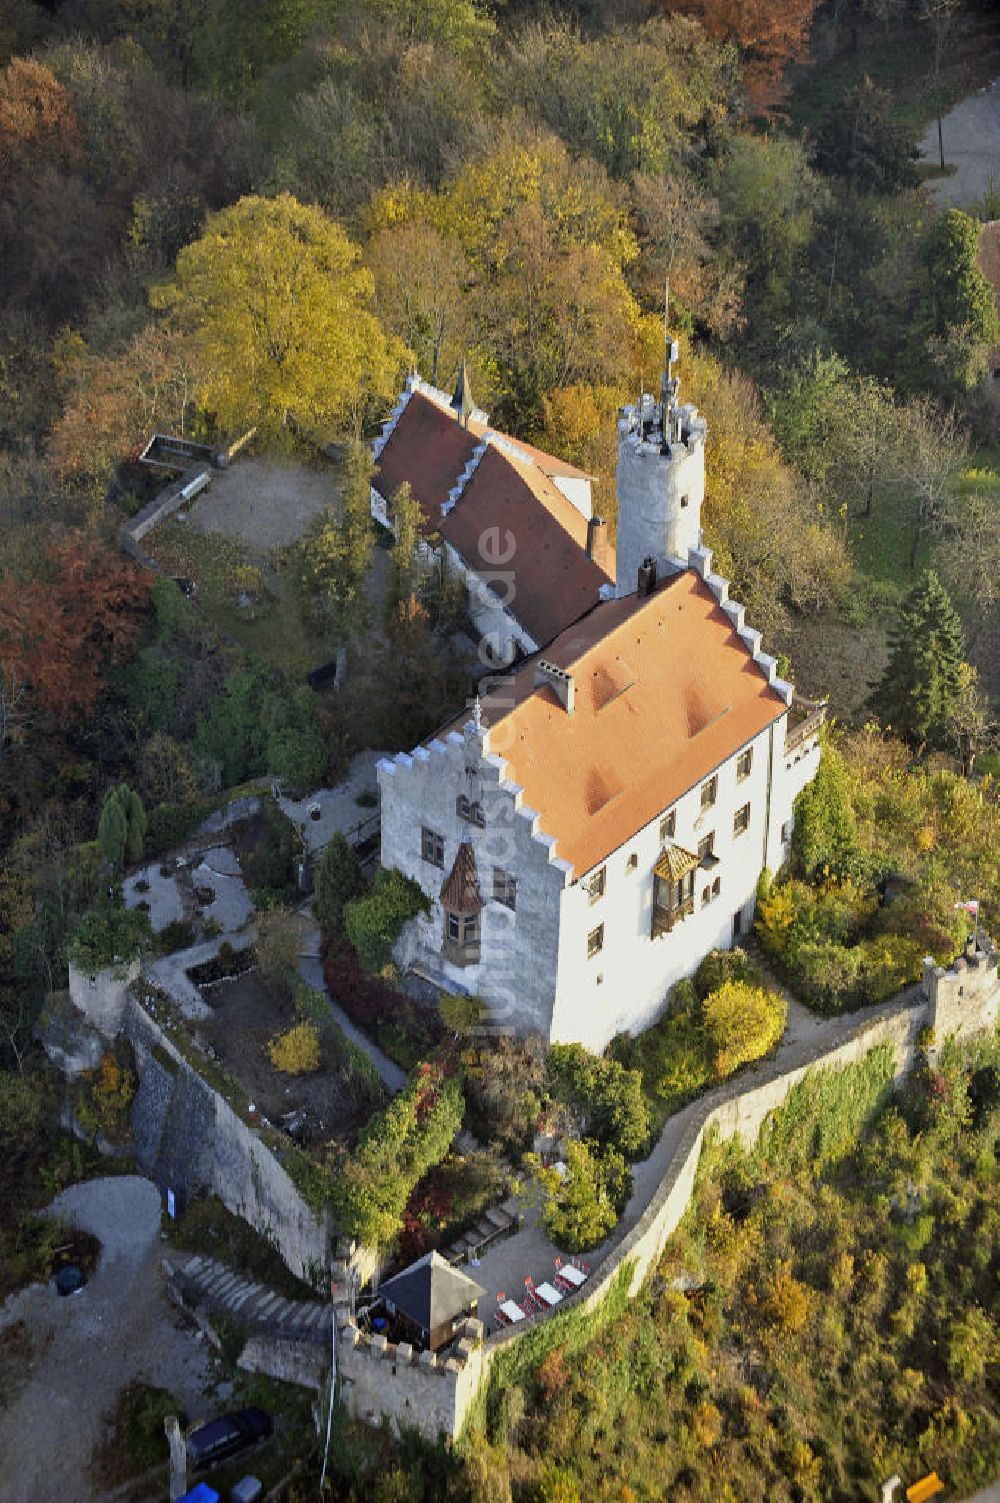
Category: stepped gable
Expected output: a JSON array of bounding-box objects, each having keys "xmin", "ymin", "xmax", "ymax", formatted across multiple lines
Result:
[
  {"xmin": 438, "ymin": 569, "xmax": 788, "ymax": 878},
  {"xmin": 439, "ymin": 443, "xmax": 612, "ymax": 647}
]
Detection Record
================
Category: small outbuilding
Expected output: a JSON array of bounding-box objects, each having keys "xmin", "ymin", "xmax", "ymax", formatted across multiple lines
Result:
[{"xmin": 378, "ymin": 1250, "xmax": 484, "ymax": 1352}]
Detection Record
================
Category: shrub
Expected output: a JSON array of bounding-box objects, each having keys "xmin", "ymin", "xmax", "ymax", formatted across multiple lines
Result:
[
  {"xmin": 945, "ymin": 1305, "xmax": 996, "ymax": 1383},
  {"xmin": 791, "ymin": 746, "xmax": 858, "ymax": 877},
  {"xmin": 313, "ymin": 833, "xmax": 363, "ymax": 943},
  {"xmin": 268, "ymin": 724, "xmax": 327, "ymax": 790},
  {"xmin": 546, "ymin": 1043, "xmax": 649, "ymax": 1158},
  {"xmin": 332, "ymin": 1067, "xmax": 465, "ymax": 1245},
  {"xmin": 694, "ymin": 947, "xmax": 764, "ymax": 1000},
  {"xmin": 323, "ymin": 942, "xmax": 445, "ymax": 1069},
  {"xmin": 75, "ymin": 1050, "xmax": 137, "ymax": 1142},
  {"xmin": 69, "ymin": 898, "xmax": 152, "ymax": 975},
  {"xmin": 255, "ymin": 906, "xmax": 300, "ymax": 996},
  {"xmin": 530, "ymin": 1138, "xmax": 631, "ymax": 1253},
  {"xmin": 344, "ymin": 867, "xmax": 430, "ymax": 972},
  {"xmin": 234, "ymin": 802, "xmax": 298, "ymax": 903},
  {"xmin": 268, "ymin": 1022, "xmax": 322, "ymax": 1075},
  {"xmin": 145, "ymin": 798, "xmax": 210, "ymax": 857},
  {"xmin": 702, "ymin": 980, "xmax": 786, "ymax": 1079}
]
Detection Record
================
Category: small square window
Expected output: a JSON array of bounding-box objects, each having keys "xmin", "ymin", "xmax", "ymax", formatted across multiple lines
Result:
[
  {"xmin": 736, "ymin": 747, "xmax": 753, "ymax": 782},
  {"xmin": 680, "ymin": 494, "xmax": 689, "ymax": 509},
  {"xmin": 660, "ymin": 810, "xmax": 676, "ymax": 842},
  {"xmin": 463, "ymin": 914, "xmax": 479, "ymax": 944},
  {"xmin": 587, "ymin": 923, "xmax": 604, "ymax": 959},
  {"xmin": 700, "ymin": 776, "xmax": 718, "ymax": 811},
  {"xmin": 701, "ymin": 884, "xmax": 711, "ymax": 906},
  {"xmin": 422, "ymin": 826, "xmax": 445, "ymax": 867},
  {"xmin": 627, "ymin": 853, "xmax": 638, "ymax": 872},
  {"xmin": 712, "ymin": 875, "xmax": 721, "ymax": 896},
  {"xmin": 471, "ymin": 801, "xmax": 486, "ymax": 828},
  {"xmin": 493, "ymin": 867, "xmax": 517, "ymax": 910},
  {"xmin": 456, "ymin": 795, "xmax": 471, "ymax": 821},
  {"xmin": 587, "ymin": 866, "xmax": 606, "ymax": 903},
  {"xmin": 733, "ymin": 803, "xmax": 751, "ymax": 838}
]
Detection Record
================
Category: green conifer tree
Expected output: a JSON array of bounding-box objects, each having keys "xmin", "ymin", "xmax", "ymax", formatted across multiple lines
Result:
[{"xmin": 875, "ymin": 570, "xmax": 969, "ymax": 752}]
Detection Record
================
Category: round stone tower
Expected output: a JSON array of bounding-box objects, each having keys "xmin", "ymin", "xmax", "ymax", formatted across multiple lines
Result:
[{"xmin": 615, "ymin": 340, "xmax": 707, "ymax": 598}]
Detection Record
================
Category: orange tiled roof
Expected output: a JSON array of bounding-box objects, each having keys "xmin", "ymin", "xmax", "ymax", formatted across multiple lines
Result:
[
  {"xmin": 440, "ymin": 571, "xmax": 788, "ymax": 878},
  {"xmin": 375, "ymin": 392, "xmax": 479, "ymax": 532}
]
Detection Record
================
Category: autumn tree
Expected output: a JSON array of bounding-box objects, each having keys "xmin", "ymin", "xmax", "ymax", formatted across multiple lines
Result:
[
  {"xmin": 47, "ymin": 322, "xmax": 197, "ymax": 505},
  {"xmin": 653, "ymin": 0, "xmax": 818, "ymax": 113},
  {"xmin": 153, "ymin": 194, "xmax": 405, "ymax": 447},
  {"xmin": 0, "ymin": 534, "xmax": 151, "ymax": 731},
  {"xmin": 368, "ymin": 220, "xmax": 473, "ymax": 387},
  {"xmin": 896, "ymin": 395, "xmax": 968, "ymax": 568},
  {"xmin": 631, "ymin": 170, "xmax": 744, "ymax": 339}
]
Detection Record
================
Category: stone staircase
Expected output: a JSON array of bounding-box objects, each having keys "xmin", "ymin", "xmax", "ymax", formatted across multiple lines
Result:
[{"xmin": 170, "ymin": 1253, "xmax": 331, "ymax": 1346}]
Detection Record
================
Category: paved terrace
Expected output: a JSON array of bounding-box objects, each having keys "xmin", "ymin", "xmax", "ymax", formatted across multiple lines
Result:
[{"xmin": 464, "ymin": 992, "xmax": 922, "ymax": 1329}]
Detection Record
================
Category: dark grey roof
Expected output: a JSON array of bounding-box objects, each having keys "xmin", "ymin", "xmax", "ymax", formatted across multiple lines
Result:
[
  {"xmin": 451, "ymin": 360, "xmax": 474, "ymax": 425},
  {"xmin": 379, "ymin": 1250, "xmax": 484, "ymax": 1333}
]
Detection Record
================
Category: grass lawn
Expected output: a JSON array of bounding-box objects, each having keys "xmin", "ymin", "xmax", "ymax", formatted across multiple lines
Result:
[
  {"xmin": 787, "ymin": 12, "xmax": 1000, "ymax": 133},
  {"xmin": 152, "ymin": 524, "xmax": 332, "ymax": 680}
]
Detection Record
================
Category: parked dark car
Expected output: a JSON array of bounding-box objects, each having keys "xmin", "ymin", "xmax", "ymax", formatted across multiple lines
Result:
[{"xmin": 186, "ymin": 1407, "xmax": 273, "ymax": 1470}]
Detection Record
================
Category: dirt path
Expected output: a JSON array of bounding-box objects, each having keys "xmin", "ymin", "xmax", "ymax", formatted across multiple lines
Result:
[{"xmin": 0, "ymin": 1177, "xmax": 213, "ymax": 1503}]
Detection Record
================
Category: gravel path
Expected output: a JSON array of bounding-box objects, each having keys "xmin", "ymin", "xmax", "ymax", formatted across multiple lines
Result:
[
  {"xmin": 0, "ymin": 1177, "xmax": 213, "ymax": 1503},
  {"xmin": 185, "ymin": 456, "xmax": 339, "ymax": 555},
  {"xmin": 297, "ymin": 941, "xmax": 407, "ymax": 1095},
  {"xmin": 919, "ymin": 75, "xmax": 1000, "ymax": 207}
]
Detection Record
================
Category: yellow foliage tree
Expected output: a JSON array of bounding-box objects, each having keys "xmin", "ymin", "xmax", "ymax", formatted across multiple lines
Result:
[
  {"xmin": 154, "ymin": 194, "xmax": 406, "ymax": 447},
  {"xmin": 268, "ymin": 1021, "xmax": 322, "ymax": 1075},
  {"xmin": 702, "ymin": 979, "xmax": 786, "ymax": 1079}
]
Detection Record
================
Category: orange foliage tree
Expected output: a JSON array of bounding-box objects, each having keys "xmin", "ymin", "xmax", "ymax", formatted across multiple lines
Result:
[
  {"xmin": 0, "ymin": 535, "xmax": 151, "ymax": 728},
  {"xmin": 0, "ymin": 57, "xmax": 81, "ymax": 174},
  {"xmin": 651, "ymin": 0, "xmax": 817, "ymax": 111}
]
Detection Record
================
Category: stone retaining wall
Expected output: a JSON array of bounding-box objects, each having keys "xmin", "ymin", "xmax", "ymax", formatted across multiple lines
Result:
[
  {"xmin": 126, "ymin": 1000, "xmax": 332, "ymax": 1285},
  {"xmin": 334, "ymin": 943, "xmax": 999, "ymax": 1442}
]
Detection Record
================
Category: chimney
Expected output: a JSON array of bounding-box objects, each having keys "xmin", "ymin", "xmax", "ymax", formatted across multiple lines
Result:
[
  {"xmin": 637, "ymin": 556, "xmax": 657, "ymax": 598},
  {"xmin": 586, "ymin": 515, "xmax": 606, "ymax": 562},
  {"xmin": 534, "ymin": 660, "xmax": 575, "ymax": 713}
]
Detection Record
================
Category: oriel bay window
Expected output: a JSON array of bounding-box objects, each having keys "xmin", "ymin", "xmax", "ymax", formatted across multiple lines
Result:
[
  {"xmin": 651, "ymin": 843, "xmax": 698, "ymax": 937},
  {"xmin": 440, "ymin": 839, "xmax": 483, "ymax": 966}
]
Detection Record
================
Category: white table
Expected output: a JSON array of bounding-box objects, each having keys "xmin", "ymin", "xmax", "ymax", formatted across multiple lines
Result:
[
  {"xmin": 499, "ymin": 1300, "xmax": 526, "ymax": 1323},
  {"xmin": 559, "ymin": 1264, "xmax": 587, "ymax": 1288},
  {"xmin": 535, "ymin": 1281, "xmax": 563, "ymax": 1306}
]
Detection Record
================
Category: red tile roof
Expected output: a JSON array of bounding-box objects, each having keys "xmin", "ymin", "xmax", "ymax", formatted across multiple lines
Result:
[
  {"xmin": 440, "ymin": 445, "xmax": 612, "ymax": 647},
  {"xmin": 440, "ymin": 571, "xmax": 788, "ymax": 878},
  {"xmin": 375, "ymin": 392, "xmax": 479, "ymax": 532},
  {"xmin": 374, "ymin": 388, "xmax": 612, "ymax": 647}
]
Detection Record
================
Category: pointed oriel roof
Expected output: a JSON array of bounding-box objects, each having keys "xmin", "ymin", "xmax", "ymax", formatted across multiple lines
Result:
[
  {"xmin": 653, "ymin": 844, "xmax": 699, "ymax": 882},
  {"xmin": 451, "ymin": 359, "xmax": 475, "ymax": 426},
  {"xmin": 440, "ymin": 839, "xmax": 483, "ymax": 912}
]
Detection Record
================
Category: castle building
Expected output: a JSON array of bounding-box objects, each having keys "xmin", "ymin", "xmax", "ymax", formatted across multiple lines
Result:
[
  {"xmin": 376, "ymin": 350, "xmax": 823, "ymax": 1049},
  {"xmin": 370, "ymin": 369, "xmax": 613, "ymax": 662}
]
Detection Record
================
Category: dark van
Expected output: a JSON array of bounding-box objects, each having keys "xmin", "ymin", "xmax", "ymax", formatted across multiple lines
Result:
[{"xmin": 186, "ymin": 1407, "xmax": 273, "ymax": 1470}]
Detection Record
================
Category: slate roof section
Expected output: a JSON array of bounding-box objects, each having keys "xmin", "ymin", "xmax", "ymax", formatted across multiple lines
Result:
[
  {"xmin": 378, "ymin": 1250, "xmax": 484, "ymax": 1335},
  {"xmin": 437, "ymin": 569, "xmax": 788, "ymax": 879}
]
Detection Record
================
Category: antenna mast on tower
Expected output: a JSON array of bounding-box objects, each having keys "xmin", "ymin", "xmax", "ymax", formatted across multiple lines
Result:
[{"xmin": 662, "ymin": 277, "xmax": 680, "ymax": 449}]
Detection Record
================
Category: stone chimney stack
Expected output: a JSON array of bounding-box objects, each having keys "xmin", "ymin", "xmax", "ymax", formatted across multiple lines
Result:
[{"xmin": 534, "ymin": 660, "xmax": 575, "ymax": 713}]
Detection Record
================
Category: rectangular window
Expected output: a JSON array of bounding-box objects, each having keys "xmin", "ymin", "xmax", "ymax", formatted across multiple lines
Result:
[
  {"xmin": 627, "ymin": 853, "xmax": 638, "ymax": 872},
  {"xmin": 712, "ymin": 875, "xmax": 721, "ymax": 897},
  {"xmin": 463, "ymin": 914, "xmax": 479, "ymax": 944},
  {"xmin": 447, "ymin": 912, "xmax": 460, "ymax": 942},
  {"xmin": 471, "ymin": 802, "xmax": 486, "ymax": 828},
  {"xmin": 702, "ymin": 884, "xmax": 711, "ymax": 906},
  {"xmin": 700, "ymin": 776, "xmax": 718, "ymax": 811},
  {"xmin": 456, "ymin": 795, "xmax": 471, "ymax": 821},
  {"xmin": 587, "ymin": 924, "xmax": 604, "ymax": 959},
  {"xmin": 733, "ymin": 803, "xmax": 751, "ymax": 838},
  {"xmin": 697, "ymin": 833, "xmax": 715, "ymax": 864},
  {"xmin": 492, "ymin": 867, "xmax": 517, "ymax": 910},
  {"xmin": 422, "ymin": 826, "xmax": 445, "ymax": 867},
  {"xmin": 587, "ymin": 866, "xmax": 606, "ymax": 904},
  {"xmin": 660, "ymin": 811, "xmax": 676, "ymax": 842},
  {"xmin": 736, "ymin": 747, "xmax": 753, "ymax": 782}
]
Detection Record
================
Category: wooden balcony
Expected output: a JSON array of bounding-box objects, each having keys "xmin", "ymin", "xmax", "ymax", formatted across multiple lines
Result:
[
  {"xmin": 651, "ymin": 896, "xmax": 694, "ymax": 938},
  {"xmin": 784, "ymin": 695, "xmax": 827, "ymax": 757}
]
